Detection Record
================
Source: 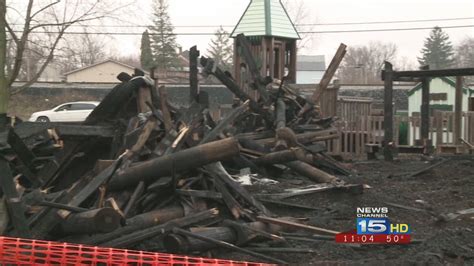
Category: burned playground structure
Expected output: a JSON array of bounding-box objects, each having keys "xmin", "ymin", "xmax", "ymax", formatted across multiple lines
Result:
[{"xmin": 1, "ymin": 0, "xmax": 474, "ymax": 265}]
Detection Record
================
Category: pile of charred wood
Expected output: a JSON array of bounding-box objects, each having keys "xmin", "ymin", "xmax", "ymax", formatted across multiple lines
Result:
[{"xmin": 0, "ymin": 38, "xmax": 358, "ymax": 264}]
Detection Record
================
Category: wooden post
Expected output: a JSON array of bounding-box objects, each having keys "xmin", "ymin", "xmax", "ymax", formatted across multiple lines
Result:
[
  {"xmin": 420, "ymin": 65, "xmax": 430, "ymax": 144},
  {"xmin": 289, "ymin": 40, "xmax": 297, "ymax": 83},
  {"xmin": 189, "ymin": 45, "xmax": 200, "ymax": 103},
  {"xmin": 454, "ymin": 76, "xmax": 463, "ymax": 146},
  {"xmin": 383, "ymin": 62, "xmax": 394, "ymax": 161}
]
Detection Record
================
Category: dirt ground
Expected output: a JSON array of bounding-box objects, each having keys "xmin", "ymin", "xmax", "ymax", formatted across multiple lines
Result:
[{"xmin": 214, "ymin": 155, "xmax": 474, "ymax": 265}]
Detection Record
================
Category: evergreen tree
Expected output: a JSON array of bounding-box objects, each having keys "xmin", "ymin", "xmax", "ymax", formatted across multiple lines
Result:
[
  {"xmin": 418, "ymin": 27, "xmax": 455, "ymax": 69},
  {"xmin": 149, "ymin": 0, "xmax": 179, "ymax": 70},
  {"xmin": 140, "ymin": 30, "xmax": 155, "ymax": 70},
  {"xmin": 207, "ymin": 26, "xmax": 233, "ymax": 71}
]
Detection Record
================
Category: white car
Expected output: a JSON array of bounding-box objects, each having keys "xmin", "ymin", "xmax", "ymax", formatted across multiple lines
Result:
[{"xmin": 29, "ymin": 101, "xmax": 100, "ymax": 122}]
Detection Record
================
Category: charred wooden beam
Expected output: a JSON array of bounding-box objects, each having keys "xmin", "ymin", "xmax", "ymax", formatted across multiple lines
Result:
[
  {"xmin": 102, "ymin": 208, "xmax": 219, "ymax": 248},
  {"xmin": 256, "ymin": 128, "xmax": 338, "ymax": 146},
  {"xmin": 256, "ymin": 216, "xmax": 340, "ymax": 235},
  {"xmin": 176, "ymin": 189, "xmax": 223, "ymax": 200},
  {"xmin": 171, "ymin": 227, "xmax": 287, "ymax": 265},
  {"xmin": 165, "ymin": 226, "xmax": 237, "ymax": 253},
  {"xmin": 200, "ymin": 101, "xmax": 249, "ymax": 144},
  {"xmin": 0, "ymin": 158, "xmax": 31, "ymax": 237},
  {"xmin": 386, "ymin": 67, "xmax": 474, "ymax": 79},
  {"xmin": 420, "ymin": 65, "xmax": 430, "ymax": 143},
  {"xmin": 200, "ymin": 57, "xmax": 274, "ymax": 125},
  {"xmin": 254, "ymin": 148, "xmax": 305, "ymax": 165},
  {"xmin": 383, "ymin": 61, "xmax": 394, "ymax": 161},
  {"xmin": 109, "ymin": 138, "xmax": 240, "ymax": 190},
  {"xmin": 298, "ymin": 43, "xmax": 347, "ymax": 117},
  {"xmin": 7, "ymin": 128, "xmax": 40, "ymax": 187},
  {"xmin": 189, "ymin": 45, "xmax": 200, "ymax": 103},
  {"xmin": 204, "ymin": 162, "xmax": 271, "ymax": 216},
  {"xmin": 60, "ymin": 208, "xmax": 122, "ymax": 234},
  {"xmin": 123, "ymin": 181, "xmax": 145, "ymax": 218}
]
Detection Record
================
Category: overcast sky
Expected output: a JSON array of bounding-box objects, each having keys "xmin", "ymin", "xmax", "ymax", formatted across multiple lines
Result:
[{"xmin": 111, "ymin": 0, "xmax": 474, "ymax": 67}]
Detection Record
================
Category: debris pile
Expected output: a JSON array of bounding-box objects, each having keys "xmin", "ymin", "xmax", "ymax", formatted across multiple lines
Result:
[{"xmin": 0, "ymin": 37, "xmax": 359, "ymax": 264}]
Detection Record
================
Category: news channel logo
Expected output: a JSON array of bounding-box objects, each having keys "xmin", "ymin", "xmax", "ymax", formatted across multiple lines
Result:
[
  {"xmin": 356, "ymin": 207, "xmax": 411, "ymax": 235},
  {"xmin": 335, "ymin": 207, "xmax": 412, "ymax": 244}
]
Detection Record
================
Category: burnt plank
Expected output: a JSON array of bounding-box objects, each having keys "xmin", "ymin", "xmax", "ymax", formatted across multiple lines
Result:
[{"xmin": 0, "ymin": 158, "xmax": 31, "ymax": 237}]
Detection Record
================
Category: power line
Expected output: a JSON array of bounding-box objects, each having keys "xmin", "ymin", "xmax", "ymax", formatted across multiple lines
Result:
[
  {"xmin": 12, "ymin": 24, "xmax": 474, "ymax": 36},
  {"xmin": 9, "ymin": 16, "xmax": 474, "ymax": 28}
]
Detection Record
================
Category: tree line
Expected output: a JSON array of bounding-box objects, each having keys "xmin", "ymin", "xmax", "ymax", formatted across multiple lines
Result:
[{"xmin": 338, "ymin": 27, "xmax": 474, "ymax": 84}]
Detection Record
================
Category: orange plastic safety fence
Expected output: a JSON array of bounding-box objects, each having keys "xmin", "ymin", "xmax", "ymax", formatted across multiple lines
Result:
[{"xmin": 0, "ymin": 237, "xmax": 273, "ymax": 266}]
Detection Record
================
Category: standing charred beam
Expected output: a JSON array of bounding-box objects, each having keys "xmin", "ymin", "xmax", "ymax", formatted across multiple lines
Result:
[
  {"xmin": 189, "ymin": 45, "xmax": 200, "ymax": 103},
  {"xmin": 420, "ymin": 65, "xmax": 430, "ymax": 145},
  {"xmin": 382, "ymin": 61, "xmax": 394, "ymax": 161},
  {"xmin": 454, "ymin": 76, "xmax": 463, "ymax": 146},
  {"xmin": 109, "ymin": 138, "xmax": 240, "ymax": 190}
]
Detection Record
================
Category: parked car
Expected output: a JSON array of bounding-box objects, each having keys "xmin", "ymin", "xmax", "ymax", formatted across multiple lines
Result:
[{"xmin": 29, "ymin": 101, "xmax": 100, "ymax": 122}]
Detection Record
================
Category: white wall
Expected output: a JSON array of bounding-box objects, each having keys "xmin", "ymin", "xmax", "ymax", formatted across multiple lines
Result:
[
  {"xmin": 407, "ymin": 78, "xmax": 471, "ymax": 145},
  {"xmin": 296, "ymin": 71, "xmax": 324, "ymax": 84}
]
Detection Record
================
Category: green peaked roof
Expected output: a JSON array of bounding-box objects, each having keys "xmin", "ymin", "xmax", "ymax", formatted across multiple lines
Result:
[{"xmin": 231, "ymin": 0, "xmax": 300, "ymax": 39}]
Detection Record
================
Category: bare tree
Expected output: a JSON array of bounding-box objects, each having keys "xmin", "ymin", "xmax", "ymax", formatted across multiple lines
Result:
[
  {"xmin": 455, "ymin": 37, "xmax": 474, "ymax": 68},
  {"xmin": 0, "ymin": 0, "xmax": 130, "ymax": 127},
  {"xmin": 337, "ymin": 42, "xmax": 398, "ymax": 84},
  {"xmin": 56, "ymin": 30, "xmax": 111, "ymax": 73},
  {"xmin": 281, "ymin": 0, "xmax": 316, "ymax": 49}
]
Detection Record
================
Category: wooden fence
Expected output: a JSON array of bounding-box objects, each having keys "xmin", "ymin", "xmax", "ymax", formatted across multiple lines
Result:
[{"xmin": 327, "ymin": 111, "xmax": 474, "ymax": 157}]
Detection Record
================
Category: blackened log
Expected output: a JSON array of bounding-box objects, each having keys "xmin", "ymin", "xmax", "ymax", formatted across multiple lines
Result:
[
  {"xmin": 109, "ymin": 138, "xmax": 240, "ymax": 190},
  {"xmin": 255, "ymin": 148, "xmax": 305, "ymax": 165},
  {"xmin": 102, "ymin": 208, "xmax": 219, "ymax": 248},
  {"xmin": 171, "ymin": 227, "xmax": 287, "ymax": 265},
  {"xmin": 126, "ymin": 205, "xmax": 184, "ymax": 227},
  {"xmin": 60, "ymin": 208, "xmax": 121, "ymax": 234},
  {"xmin": 286, "ymin": 161, "xmax": 338, "ymax": 183},
  {"xmin": 164, "ymin": 226, "xmax": 237, "ymax": 253},
  {"xmin": 0, "ymin": 158, "xmax": 30, "ymax": 237}
]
